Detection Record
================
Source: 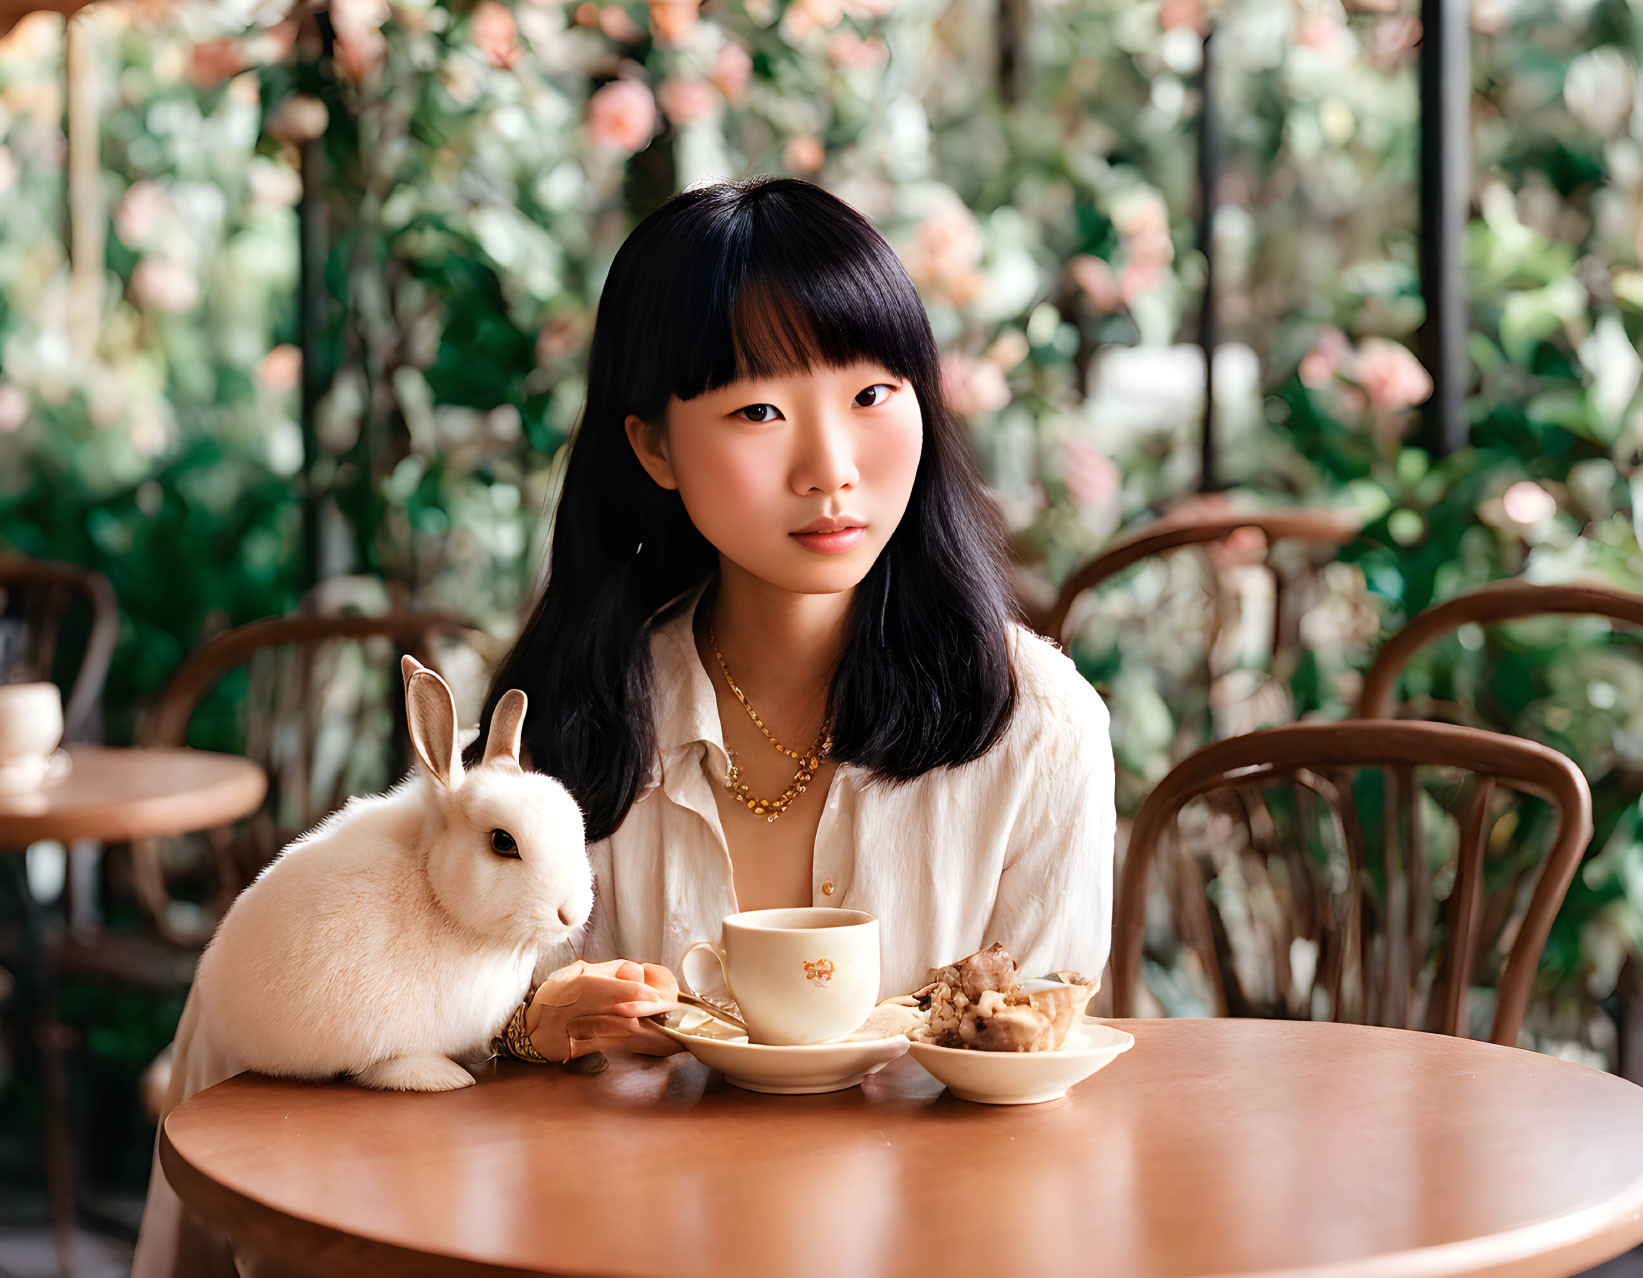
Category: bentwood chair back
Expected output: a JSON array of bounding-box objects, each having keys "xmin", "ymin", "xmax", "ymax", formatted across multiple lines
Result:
[
  {"xmin": 132, "ymin": 604, "xmax": 497, "ymax": 946},
  {"xmin": 1356, "ymin": 580, "xmax": 1643, "ymax": 1066},
  {"xmin": 0, "ymin": 554, "xmax": 119, "ymax": 743},
  {"xmin": 1043, "ymin": 508, "xmax": 1363, "ymax": 803},
  {"xmin": 1109, "ymin": 721, "xmax": 1593, "ymax": 1046}
]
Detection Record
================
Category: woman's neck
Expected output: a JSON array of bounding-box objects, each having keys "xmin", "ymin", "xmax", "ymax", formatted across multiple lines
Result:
[{"xmin": 695, "ymin": 562, "xmax": 854, "ymax": 738}]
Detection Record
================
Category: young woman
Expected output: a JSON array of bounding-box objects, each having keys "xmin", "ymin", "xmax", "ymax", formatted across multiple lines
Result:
[
  {"xmin": 133, "ymin": 175, "xmax": 1115, "ymax": 1275},
  {"xmin": 484, "ymin": 175, "xmax": 1115, "ymax": 1065}
]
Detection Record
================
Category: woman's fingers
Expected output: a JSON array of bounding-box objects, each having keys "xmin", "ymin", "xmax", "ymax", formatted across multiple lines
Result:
[
  {"xmin": 575, "ymin": 974, "xmax": 677, "ymax": 1016},
  {"xmin": 564, "ymin": 1018, "xmax": 683, "ymax": 1059},
  {"xmin": 638, "ymin": 963, "xmax": 681, "ymax": 999}
]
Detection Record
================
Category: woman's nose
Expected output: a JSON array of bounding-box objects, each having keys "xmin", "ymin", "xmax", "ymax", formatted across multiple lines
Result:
[{"xmin": 792, "ymin": 410, "xmax": 860, "ymax": 495}]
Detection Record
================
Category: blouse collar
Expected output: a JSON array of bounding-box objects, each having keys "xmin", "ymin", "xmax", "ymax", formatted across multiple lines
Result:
[{"xmin": 641, "ymin": 579, "xmax": 724, "ymax": 795}]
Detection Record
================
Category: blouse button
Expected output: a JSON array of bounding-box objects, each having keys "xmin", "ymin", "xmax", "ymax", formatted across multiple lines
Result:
[{"xmin": 821, "ymin": 880, "xmax": 835, "ymax": 896}]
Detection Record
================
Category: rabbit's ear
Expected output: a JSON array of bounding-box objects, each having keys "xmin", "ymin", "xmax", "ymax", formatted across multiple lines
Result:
[
  {"xmin": 406, "ymin": 666, "xmax": 459, "ymax": 789},
  {"xmin": 483, "ymin": 689, "xmax": 528, "ymax": 769}
]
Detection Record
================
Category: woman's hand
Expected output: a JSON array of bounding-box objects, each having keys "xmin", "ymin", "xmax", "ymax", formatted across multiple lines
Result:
[{"xmin": 525, "ymin": 958, "xmax": 684, "ymax": 1062}]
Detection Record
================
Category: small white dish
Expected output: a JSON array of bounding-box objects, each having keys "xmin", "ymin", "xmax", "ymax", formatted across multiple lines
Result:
[
  {"xmin": 655, "ymin": 1006, "xmax": 912, "ymax": 1095},
  {"xmin": 906, "ymin": 1017, "xmax": 1135, "ymax": 1105},
  {"xmin": 0, "ymin": 747, "xmax": 71, "ymax": 796}
]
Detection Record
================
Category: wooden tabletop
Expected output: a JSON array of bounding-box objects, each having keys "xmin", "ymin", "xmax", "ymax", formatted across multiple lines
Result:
[
  {"xmin": 0, "ymin": 744, "xmax": 267, "ymax": 848},
  {"xmin": 159, "ymin": 1018, "xmax": 1643, "ymax": 1278}
]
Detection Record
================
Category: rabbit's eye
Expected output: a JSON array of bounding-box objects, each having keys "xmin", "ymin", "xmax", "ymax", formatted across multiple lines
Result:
[{"xmin": 490, "ymin": 829, "xmax": 520, "ymax": 857}]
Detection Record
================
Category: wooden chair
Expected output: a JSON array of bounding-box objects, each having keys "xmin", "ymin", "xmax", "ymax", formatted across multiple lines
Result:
[
  {"xmin": 1044, "ymin": 507, "xmax": 1361, "ymax": 646},
  {"xmin": 1109, "ymin": 721, "xmax": 1593, "ymax": 1046},
  {"xmin": 1357, "ymin": 581, "xmax": 1643, "ymax": 1069},
  {"xmin": 123, "ymin": 608, "xmax": 499, "ymax": 948},
  {"xmin": 1043, "ymin": 508, "xmax": 1363, "ymax": 787},
  {"xmin": 0, "ymin": 553, "xmax": 119, "ymax": 744},
  {"xmin": 1358, "ymin": 581, "xmax": 1643, "ymax": 720}
]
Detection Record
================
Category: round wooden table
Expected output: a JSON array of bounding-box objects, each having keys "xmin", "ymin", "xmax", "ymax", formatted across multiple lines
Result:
[
  {"xmin": 159, "ymin": 1018, "xmax": 1643, "ymax": 1278},
  {"xmin": 0, "ymin": 744, "xmax": 268, "ymax": 848}
]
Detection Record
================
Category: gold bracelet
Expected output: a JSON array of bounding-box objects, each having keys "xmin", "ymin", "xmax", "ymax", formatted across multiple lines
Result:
[{"xmin": 492, "ymin": 996, "xmax": 558, "ymax": 1065}]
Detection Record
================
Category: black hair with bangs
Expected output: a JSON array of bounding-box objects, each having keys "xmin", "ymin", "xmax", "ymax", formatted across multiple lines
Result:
[{"xmin": 472, "ymin": 176, "xmax": 1020, "ymax": 842}]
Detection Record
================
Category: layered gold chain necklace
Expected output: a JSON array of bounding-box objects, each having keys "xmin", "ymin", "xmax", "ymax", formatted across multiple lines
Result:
[{"xmin": 708, "ymin": 622, "xmax": 834, "ymax": 824}]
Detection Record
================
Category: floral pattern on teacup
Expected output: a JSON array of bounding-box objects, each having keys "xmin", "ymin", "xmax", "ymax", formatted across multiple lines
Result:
[{"xmin": 803, "ymin": 958, "xmax": 835, "ymax": 985}]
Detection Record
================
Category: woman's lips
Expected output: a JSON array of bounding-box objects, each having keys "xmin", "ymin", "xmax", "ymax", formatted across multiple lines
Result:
[{"xmin": 790, "ymin": 526, "xmax": 866, "ymax": 554}]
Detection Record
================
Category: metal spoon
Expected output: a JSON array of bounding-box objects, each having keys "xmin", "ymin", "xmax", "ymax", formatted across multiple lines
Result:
[{"xmin": 661, "ymin": 990, "xmax": 752, "ymax": 1036}]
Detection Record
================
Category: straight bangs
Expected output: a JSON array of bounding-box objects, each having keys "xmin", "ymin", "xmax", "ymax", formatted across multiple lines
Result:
[
  {"xmin": 625, "ymin": 193, "xmax": 934, "ymax": 423},
  {"xmin": 473, "ymin": 177, "xmax": 1021, "ymax": 842}
]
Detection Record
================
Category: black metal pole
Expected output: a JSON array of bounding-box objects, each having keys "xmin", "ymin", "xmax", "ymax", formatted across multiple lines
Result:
[
  {"xmin": 1196, "ymin": 21, "xmax": 1220, "ymax": 492},
  {"xmin": 1418, "ymin": 0, "xmax": 1470, "ymax": 457},
  {"xmin": 297, "ymin": 15, "xmax": 334, "ymax": 593}
]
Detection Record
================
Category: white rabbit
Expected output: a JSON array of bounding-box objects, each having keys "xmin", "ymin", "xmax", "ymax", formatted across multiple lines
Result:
[{"xmin": 191, "ymin": 654, "xmax": 593, "ymax": 1092}]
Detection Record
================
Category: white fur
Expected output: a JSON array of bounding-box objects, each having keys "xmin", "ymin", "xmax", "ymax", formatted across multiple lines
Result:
[{"xmin": 193, "ymin": 662, "xmax": 592, "ymax": 1092}]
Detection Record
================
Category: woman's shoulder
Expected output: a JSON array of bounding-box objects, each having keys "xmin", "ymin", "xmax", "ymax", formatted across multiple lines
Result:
[{"xmin": 1002, "ymin": 622, "xmax": 1110, "ymax": 744}]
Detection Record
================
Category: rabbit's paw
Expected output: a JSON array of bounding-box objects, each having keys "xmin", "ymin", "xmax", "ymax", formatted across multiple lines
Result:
[{"xmin": 353, "ymin": 1055, "xmax": 476, "ymax": 1092}]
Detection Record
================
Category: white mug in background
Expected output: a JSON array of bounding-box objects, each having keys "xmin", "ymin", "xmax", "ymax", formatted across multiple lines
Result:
[
  {"xmin": 683, "ymin": 907, "xmax": 880, "ymax": 1046},
  {"xmin": 0, "ymin": 682, "xmax": 65, "ymax": 793}
]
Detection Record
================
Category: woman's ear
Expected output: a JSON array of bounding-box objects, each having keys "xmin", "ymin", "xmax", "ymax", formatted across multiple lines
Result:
[{"xmin": 624, "ymin": 413, "xmax": 679, "ymax": 491}]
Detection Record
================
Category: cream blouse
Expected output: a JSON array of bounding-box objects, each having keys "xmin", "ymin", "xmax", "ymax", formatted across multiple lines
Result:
[{"xmin": 533, "ymin": 582, "xmax": 1117, "ymax": 998}]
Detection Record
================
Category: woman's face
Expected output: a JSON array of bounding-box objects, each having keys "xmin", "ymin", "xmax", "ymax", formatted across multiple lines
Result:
[{"xmin": 625, "ymin": 359, "xmax": 924, "ymax": 596}]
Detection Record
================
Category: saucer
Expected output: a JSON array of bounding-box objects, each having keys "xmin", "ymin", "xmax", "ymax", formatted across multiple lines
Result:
[
  {"xmin": 906, "ymin": 1017, "xmax": 1134, "ymax": 1105},
  {"xmin": 655, "ymin": 1006, "xmax": 913, "ymax": 1095},
  {"xmin": 0, "ymin": 749, "xmax": 71, "ymax": 796}
]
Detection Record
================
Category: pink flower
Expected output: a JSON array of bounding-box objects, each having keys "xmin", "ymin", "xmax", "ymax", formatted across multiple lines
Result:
[
  {"xmin": 781, "ymin": 0, "xmax": 845, "ymax": 40},
  {"xmin": 1293, "ymin": 16, "xmax": 1342, "ymax": 53},
  {"xmin": 258, "ymin": 344, "xmax": 303, "ymax": 393},
  {"xmin": 910, "ymin": 203, "xmax": 984, "ymax": 296},
  {"xmin": 1158, "ymin": 0, "xmax": 1203, "ymax": 33},
  {"xmin": 711, "ymin": 40, "xmax": 753, "ymax": 102},
  {"xmin": 131, "ymin": 257, "xmax": 199, "ymax": 313},
  {"xmin": 472, "ymin": 1, "xmax": 521, "ymax": 69},
  {"xmin": 1368, "ymin": 15, "xmax": 1422, "ymax": 72},
  {"xmin": 783, "ymin": 134, "xmax": 825, "ymax": 173},
  {"xmin": 332, "ymin": 0, "xmax": 389, "ymax": 84},
  {"xmin": 115, "ymin": 181, "xmax": 171, "ymax": 249},
  {"xmin": 1118, "ymin": 256, "xmax": 1164, "ymax": 304},
  {"xmin": 335, "ymin": 28, "xmax": 388, "ymax": 84},
  {"xmin": 596, "ymin": 4, "xmax": 645, "ymax": 41},
  {"xmin": 587, "ymin": 79, "xmax": 657, "ymax": 153},
  {"xmin": 1501, "ymin": 481, "xmax": 1556, "ymax": 525},
  {"xmin": 187, "ymin": 39, "xmax": 246, "ymax": 87},
  {"xmin": 1298, "ymin": 326, "xmax": 1349, "ymax": 388},
  {"xmin": 267, "ymin": 94, "xmax": 329, "ymax": 144},
  {"xmin": 0, "ymin": 385, "xmax": 26, "ymax": 434},
  {"xmin": 940, "ymin": 354, "xmax": 1010, "ymax": 416},
  {"xmin": 1061, "ymin": 438, "xmax": 1121, "ymax": 509},
  {"xmin": 985, "ymin": 331, "xmax": 1029, "ymax": 371},
  {"xmin": 649, "ymin": 0, "xmax": 699, "ymax": 45},
  {"xmin": 826, "ymin": 29, "xmax": 887, "ymax": 70},
  {"xmin": 658, "ymin": 76, "xmax": 716, "ymax": 125},
  {"xmin": 1070, "ymin": 255, "xmax": 1120, "ymax": 312},
  {"xmin": 1354, "ymin": 337, "xmax": 1432, "ymax": 411}
]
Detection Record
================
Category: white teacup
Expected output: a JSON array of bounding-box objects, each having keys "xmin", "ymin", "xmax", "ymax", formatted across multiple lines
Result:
[
  {"xmin": 0, "ymin": 682, "xmax": 63, "ymax": 767},
  {"xmin": 684, "ymin": 907, "xmax": 880, "ymax": 1046}
]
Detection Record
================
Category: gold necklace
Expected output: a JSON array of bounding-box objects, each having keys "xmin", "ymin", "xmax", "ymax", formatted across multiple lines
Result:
[{"xmin": 709, "ymin": 622, "xmax": 833, "ymax": 823}]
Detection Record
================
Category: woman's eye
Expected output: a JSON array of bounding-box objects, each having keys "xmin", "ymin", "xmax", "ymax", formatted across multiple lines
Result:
[
  {"xmin": 490, "ymin": 828, "xmax": 520, "ymax": 857},
  {"xmin": 733, "ymin": 384, "xmax": 895, "ymax": 421}
]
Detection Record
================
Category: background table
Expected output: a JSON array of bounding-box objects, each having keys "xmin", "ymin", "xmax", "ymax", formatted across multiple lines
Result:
[
  {"xmin": 0, "ymin": 743, "xmax": 269, "ymax": 848},
  {"xmin": 0, "ymin": 742, "xmax": 267, "ymax": 1277},
  {"xmin": 159, "ymin": 1018, "xmax": 1643, "ymax": 1278}
]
